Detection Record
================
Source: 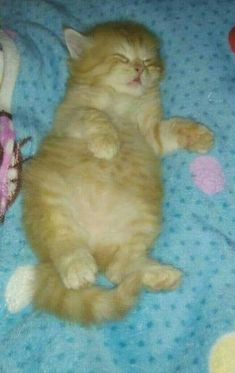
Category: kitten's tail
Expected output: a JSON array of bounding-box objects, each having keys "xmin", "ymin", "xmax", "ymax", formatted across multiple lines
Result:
[{"xmin": 33, "ymin": 263, "xmax": 142, "ymax": 325}]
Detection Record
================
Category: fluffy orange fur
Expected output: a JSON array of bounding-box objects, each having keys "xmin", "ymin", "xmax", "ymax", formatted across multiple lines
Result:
[{"xmin": 23, "ymin": 21, "xmax": 213, "ymax": 325}]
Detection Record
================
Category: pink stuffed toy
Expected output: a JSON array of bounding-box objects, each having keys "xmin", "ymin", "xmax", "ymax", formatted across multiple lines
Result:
[{"xmin": 0, "ymin": 30, "xmax": 30, "ymax": 222}]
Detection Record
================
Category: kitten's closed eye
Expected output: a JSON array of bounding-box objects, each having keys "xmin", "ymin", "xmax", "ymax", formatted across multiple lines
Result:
[
  {"xmin": 143, "ymin": 58, "xmax": 157, "ymax": 67},
  {"xmin": 113, "ymin": 54, "xmax": 157, "ymax": 68},
  {"xmin": 113, "ymin": 53, "xmax": 130, "ymax": 63}
]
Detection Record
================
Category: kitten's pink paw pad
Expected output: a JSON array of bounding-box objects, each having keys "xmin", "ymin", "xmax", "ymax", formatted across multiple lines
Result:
[{"xmin": 190, "ymin": 156, "xmax": 225, "ymax": 195}]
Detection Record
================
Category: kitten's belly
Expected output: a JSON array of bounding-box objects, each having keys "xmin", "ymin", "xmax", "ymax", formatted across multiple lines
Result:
[
  {"xmin": 71, "ymin": 140, "xmax": 162, "ymax": 247},
  {"xmin": 73, "ymin": 193, "xmax": 156, "ymax": 247}
]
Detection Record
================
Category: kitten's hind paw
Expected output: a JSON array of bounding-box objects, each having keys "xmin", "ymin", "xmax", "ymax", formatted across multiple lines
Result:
[
  {"xmin": 58, "ymin": 252, "xmax": 97, "ymax": 290},
  {"xmin": 142, "ymin": 265, "xmax": 182, "ymax": 291}
]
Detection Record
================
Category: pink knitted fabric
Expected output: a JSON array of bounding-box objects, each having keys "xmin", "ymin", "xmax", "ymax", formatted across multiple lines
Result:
[{"xmin": 190, "ymin": 156, "xmax": 225, "ymax": 195}]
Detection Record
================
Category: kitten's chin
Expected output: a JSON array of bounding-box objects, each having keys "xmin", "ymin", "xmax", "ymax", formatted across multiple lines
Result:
[
  {"xmin": 104, "ymin": 76, "xmax": 156, "ymax": 96},
  {"xmin": 126, "ymin": 84, "xmax": 144, "ymax": 96},
  {"xmin": 124, "ymin": 76, "xmax": 158, "ymax": 96},
  {"xmin": 112, "ymin": 82, "xmax": 145, "ymax": 97}
]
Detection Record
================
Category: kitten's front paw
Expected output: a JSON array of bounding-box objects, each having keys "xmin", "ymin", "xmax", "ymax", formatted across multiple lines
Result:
[
  {"xmin": 175, "ymin": 120, "xmax": 214, "ymax": 153},
  {"xmin": 89, "ymin": 132, "xmax": 119, "ymax": 160},
  {"xmin": 59, "ymin": 252, "xmax": 97, "ymax": 290},
  {"xmin": 142, "ymin": 265, "xmax": 182, "ymax": 291}
]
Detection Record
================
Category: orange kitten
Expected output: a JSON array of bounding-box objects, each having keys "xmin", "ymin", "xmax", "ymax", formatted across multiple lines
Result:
[{"xmin": 23, "ymin": 21, "xmax": 213, "ymax": 324}]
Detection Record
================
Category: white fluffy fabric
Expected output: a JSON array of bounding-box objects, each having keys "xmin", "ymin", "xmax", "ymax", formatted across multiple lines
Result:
[{"xmin": 5, "ymin": 265, "xmax": 36, "ymax": 313}]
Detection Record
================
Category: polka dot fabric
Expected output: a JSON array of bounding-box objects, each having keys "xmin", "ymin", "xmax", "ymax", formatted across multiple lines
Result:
[{"xmin": 0, "ymin": 0, "xmax": 235, "ymax": 372}]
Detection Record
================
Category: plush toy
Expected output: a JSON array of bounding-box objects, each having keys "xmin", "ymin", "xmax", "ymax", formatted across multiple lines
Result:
[
  {"xmin": 0, "ymin": 30, "xmax": 30, "ymax": 223},
  {"xmin": 0, "ymin": 134, "xmax": 31, "ymax": 222}
]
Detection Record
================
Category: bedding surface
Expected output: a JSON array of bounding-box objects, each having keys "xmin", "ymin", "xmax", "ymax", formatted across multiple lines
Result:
[{"xmin": 0, "ymin": 0, "xmax": 235, "ymax": 372}]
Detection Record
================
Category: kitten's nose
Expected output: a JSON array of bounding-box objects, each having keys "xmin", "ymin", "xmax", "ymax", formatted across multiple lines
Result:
[{"xmin": 134, "ymin": 62, "xmax": 144, "ymax": 75}]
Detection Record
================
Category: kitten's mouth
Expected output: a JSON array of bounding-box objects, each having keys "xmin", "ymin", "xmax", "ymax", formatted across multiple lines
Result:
[{"xmin": 128, "ymin": 75, "xmax": 142, "ymax": 86}]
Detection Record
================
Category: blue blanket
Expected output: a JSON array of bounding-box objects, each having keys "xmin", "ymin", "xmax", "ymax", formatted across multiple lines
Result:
[{"xmin": 1, "ymin": 0, "xmax": 235, "ymax": 372}]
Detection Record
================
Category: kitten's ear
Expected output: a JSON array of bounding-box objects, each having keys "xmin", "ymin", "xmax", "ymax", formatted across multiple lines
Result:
[{"xmin": 64, "ymin": 28, "xmax": 91, "ymax": 59}]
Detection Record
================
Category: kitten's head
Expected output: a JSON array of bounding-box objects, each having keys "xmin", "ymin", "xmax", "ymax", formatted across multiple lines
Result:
[{"xmin": 65, "ymin": 22, "xmax": 164, "ymax": 96}]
